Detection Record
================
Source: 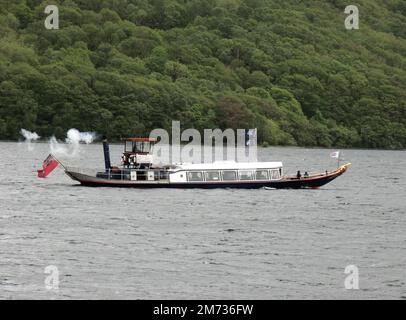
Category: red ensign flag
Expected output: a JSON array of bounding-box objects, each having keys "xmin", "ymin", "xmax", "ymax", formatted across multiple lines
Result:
[{"xmin": 37, "ymin": 154, "xmax": 59, "ymax": 178}]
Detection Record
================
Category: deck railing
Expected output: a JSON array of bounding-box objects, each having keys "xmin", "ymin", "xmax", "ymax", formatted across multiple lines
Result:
[{"xmin": 66, "ymin": 166, "xmax": 169, "ymax": 181}]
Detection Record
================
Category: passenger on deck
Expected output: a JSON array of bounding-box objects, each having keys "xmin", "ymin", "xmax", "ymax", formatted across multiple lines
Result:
[
  {"xmin": 304, "ymin": 171, "xmax": 309, "ymax": 178},
  {"xmin": 296, "ymin": 170, "xmax": 302, "ymax": 179}
]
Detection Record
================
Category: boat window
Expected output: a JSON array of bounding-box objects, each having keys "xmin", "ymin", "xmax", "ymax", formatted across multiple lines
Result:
[
  {"xmin": 271, "ymin": 170, "xmax": 281, "ymax": 180},
  {"xmin": 206, "ymin": 171, "xmax": 221, "ymax": 181},
  {"xmin": 159, "ymin": 171, "xmax": 169, "ymax": 180},
  {"xmin": 239, "ymin": 170, "xmax": 253, "ymax": 180},
  {"xmin": 222, "ymin": 171, "xmax": 237, "ymax": 181},
  {"xmin": 188, "ymin": 171, "xmax": 204, "ymax": 182},
  {"xmin": 134, "ymin": 141, "xmax": 150, "ymax": 153},
  {"xmin": 125, "ymin": 141, "xmax": 133, "ymax": 152},
  {"xmin": 255, "ymin": 170, "xmax": 269, "ymax": 180}
]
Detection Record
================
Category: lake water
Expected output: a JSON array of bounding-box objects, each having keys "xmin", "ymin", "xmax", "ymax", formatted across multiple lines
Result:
[{"xmin": 0, "ymin": 142, "xmax": 405, "ymax": 299}]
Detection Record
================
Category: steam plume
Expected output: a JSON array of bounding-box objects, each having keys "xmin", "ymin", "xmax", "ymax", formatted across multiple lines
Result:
[
  {"xmin": 20, "ymin": 129, "xmax": 40, "ymax": 151},
  {"xmin": 50, "ymin": 129, "xmax": 97, "ymax": 157}
]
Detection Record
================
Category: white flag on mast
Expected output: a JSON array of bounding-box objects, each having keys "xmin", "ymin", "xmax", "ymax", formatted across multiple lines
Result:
[
  {"xmin": 330, "ymin": 151, "xmax": 340, "ymax": 159},
  {"xmin": 246, "ymin": 129, "xmax": 257, "ymax": 146}
]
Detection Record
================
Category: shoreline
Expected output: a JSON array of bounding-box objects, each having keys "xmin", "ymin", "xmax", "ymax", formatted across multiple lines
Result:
[{"xmin": 5, "ymin": 140, "xmax": 405, "ymax": 152}]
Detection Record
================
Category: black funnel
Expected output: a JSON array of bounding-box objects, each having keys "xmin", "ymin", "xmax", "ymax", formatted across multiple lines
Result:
[{"xmin": 102, "ymin": 136, "xmax": 111, "ymax": 171}]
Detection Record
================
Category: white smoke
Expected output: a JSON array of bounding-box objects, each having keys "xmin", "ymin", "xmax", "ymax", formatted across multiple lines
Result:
[
  {"xmin": 49, "ymin": 136, "xmax": 70, "ymax": 156},
  {"xmin": 20, "ymin": 129, "xmax": 40, "ymax": 151},
  {"xmin": 66, "ymin": 129, "xmax": 96, "ymax": 144},
  {"xmin": 21, "ymin": 129, "xmax": 40, "ymax": 141},
  {"xmin": 50, "ymin": 129, "xmax": 97, "ymax": 157},
  {"xmin": 20, "ymin": 127, "xmax": 97, "ymax": 156}
]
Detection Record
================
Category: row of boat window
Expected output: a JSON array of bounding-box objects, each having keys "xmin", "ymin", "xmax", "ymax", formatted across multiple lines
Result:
[{"xmin": 186, "ymin": 169, "xmax": 281, "ymax": 182}]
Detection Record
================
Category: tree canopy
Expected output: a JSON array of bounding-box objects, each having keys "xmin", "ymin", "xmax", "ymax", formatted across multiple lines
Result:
[{"xmin": 0, "ymin": 0, "xmax": 405, "ymax": 148}]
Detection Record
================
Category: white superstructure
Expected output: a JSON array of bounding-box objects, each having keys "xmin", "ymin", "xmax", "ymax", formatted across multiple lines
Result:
[{"xmin": 168, "ymin": 161, "xmax": 283, "ymax": 183}]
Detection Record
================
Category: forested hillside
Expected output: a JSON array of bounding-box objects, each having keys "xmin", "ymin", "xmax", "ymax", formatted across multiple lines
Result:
[{"xmin": 0, "ymin": 0, "xmax": 405, "ymax": 148}]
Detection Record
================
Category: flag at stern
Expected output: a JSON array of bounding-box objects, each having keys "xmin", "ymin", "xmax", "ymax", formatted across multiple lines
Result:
[{"xmin": 37, "ymin": 154, "xmax": 59, "ymax": 178}]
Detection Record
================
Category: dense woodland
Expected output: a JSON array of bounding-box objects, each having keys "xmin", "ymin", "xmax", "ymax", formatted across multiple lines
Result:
[{"xmin": 0, "ymin": 0, "xmax": 405, "ymax": 148}]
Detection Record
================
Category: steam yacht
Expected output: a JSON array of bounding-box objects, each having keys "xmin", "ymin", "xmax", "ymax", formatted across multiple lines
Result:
[{"xmin": 64, "ymin": 138, "xmax": 350, "ymax": 189}]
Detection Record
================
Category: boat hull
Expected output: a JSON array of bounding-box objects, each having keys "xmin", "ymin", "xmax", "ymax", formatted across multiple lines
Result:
[{"xmin": 65, "ymin": 164, "xmax": 350, "ymax": 189}]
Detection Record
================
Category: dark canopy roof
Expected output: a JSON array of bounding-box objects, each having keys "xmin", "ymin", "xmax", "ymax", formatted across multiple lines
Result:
[{"xmin": 123, "ymin": 138, "xmax": 157, "ymax": 142}]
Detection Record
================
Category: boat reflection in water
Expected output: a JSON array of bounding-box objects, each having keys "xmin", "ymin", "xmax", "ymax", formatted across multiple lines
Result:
[{"xmin": 65, "ymin": 138, "xmax": 350, "ymax": 189}]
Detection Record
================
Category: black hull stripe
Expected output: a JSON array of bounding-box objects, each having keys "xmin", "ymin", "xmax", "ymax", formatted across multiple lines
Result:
[
  {"xmin": 67, "ymin": 165, "xmax": 349, "ymax": 189},
  {"xmin": 77, "ymin": 175, "xmax": 340, "ymax": 189}
]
